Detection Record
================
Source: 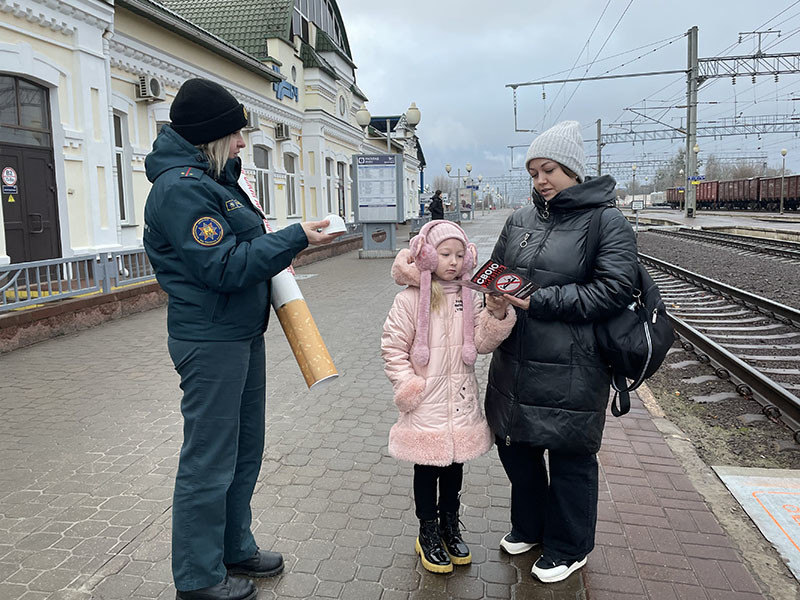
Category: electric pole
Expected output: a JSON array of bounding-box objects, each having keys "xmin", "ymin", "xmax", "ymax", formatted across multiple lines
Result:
[
  {"xmin": 596, "ymin": 119, "xmax": 602, "ymax": 176},
  {"xmin": 685, "ymin": 26, "xmax": 698, "ymax": 218}
]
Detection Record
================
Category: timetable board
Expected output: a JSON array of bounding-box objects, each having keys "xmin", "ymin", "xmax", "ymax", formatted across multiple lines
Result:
[{"xmin": 352, "ymin": 154, "xmax": 404, "ymax": 223}]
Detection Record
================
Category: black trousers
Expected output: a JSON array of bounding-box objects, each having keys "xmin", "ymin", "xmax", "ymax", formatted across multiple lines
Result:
[
  {"xmin": 413, "ymin": 463, "xmax": 463, "ymax": 521},
  {"xmin": 496, "ymin": 442, "xmax": 598, "ymax": 562}
]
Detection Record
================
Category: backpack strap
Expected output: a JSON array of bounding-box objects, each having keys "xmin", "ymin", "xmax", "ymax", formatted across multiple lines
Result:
[
  {"xmin": 584, "ymin": 206, "xmax": 610, "ymax": 280},
  {"xmin": 610, "ymin": 375, "xmax": 631, "ymax": 417},
  {"xmin": 587, "ymin": 206, "xmax": 634, "ymax": 417}
]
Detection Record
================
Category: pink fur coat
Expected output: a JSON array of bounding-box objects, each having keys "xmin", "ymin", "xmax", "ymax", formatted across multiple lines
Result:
[{"xmin": 381, "ymin": 249, "xmax": 517, "ymax": 466}]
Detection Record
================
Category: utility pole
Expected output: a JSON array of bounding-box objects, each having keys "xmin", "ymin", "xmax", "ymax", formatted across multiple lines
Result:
[
  {"xmin": 685, "ymin": 26, "xmax": 698, "ymax": 218},
  {"xmin": 596, "ymin": 119, "xmax": 602, "ymax": 176}
]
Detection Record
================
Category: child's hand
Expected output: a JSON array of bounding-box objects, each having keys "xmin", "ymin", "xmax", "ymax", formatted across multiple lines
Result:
[{"xmin": 485, "ymin": 294, "xmax": 509, "ymax": 319}]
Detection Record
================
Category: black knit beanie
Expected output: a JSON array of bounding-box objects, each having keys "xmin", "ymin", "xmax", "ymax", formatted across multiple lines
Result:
[{"xmin": 170, "ymin": 78, "xmax": 247, "ymax": 145}]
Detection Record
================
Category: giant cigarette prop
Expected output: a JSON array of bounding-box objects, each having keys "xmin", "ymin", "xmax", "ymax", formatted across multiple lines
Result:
[{"xmin": 239, "ymin": 174, "xmax": 338, "ymax": 389}]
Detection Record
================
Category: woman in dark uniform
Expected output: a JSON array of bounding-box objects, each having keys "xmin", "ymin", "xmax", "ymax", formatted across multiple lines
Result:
[{"xmin": 143, "ymin": 78, "xmax": 342, "ymax": 600}]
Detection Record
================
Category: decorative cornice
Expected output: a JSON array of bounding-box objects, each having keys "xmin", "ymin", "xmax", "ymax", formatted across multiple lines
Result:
[{"xmin": 109, "ymin": 36, "xmax": 303, "ymax": 130}]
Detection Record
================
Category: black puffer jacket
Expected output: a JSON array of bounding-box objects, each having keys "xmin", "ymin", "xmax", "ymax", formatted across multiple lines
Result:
[{"xmin": 485, "ymin": 175, "xmax": 637, "ymax": 454}]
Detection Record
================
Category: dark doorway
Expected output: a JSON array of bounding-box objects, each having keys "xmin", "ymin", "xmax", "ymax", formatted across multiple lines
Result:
[{"xmin": 0, "ymin": 75, "xmax": 61, "ymax": 264}]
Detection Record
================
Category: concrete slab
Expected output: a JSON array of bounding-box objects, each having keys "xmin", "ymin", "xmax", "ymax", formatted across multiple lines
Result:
[{"xmin": 713, "ymin": 466, "xmax": 800, "ymax": 581}]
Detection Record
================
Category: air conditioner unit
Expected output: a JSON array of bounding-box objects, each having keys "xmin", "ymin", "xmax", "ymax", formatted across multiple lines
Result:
[
  {"xmin": 275, "ymin": 123, "xmax": 291, "ymax": 141},
  {"xmin": 136, "ymin": 75, "xmax": 166, "ymax": 102},
  {"xmin": 243, "ymin": 110, "xmax": 259, "ymax": 131}
]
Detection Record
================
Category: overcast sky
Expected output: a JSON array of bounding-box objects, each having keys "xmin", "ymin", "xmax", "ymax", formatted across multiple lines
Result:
[{"xmin": 337, "ymin": 0, "xmax": 800, "ymax": 195}]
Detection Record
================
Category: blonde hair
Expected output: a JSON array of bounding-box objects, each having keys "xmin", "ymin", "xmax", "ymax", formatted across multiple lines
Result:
[
  {"xmin": 430, "ymin": 280, "xmax": 445, "ymax": 313},
  {"xmin": 196, "ymin": 132, "xmax": 236, "ymax": 178}
]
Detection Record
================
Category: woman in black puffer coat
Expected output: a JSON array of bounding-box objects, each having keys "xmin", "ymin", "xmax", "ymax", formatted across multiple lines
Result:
[{"xmin": 483, "ymin": 121, "xmax": 637, "ymax": 584}]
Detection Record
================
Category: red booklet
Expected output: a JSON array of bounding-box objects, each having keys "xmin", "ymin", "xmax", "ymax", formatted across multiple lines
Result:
[{"xmin": 456, "ymin": 260, "xmax": 538, "ymax": 299}]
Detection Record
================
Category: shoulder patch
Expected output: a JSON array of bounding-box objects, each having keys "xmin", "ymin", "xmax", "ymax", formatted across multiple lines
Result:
[
  {"xmin": 225, "ymin": 198, "xmax": 245, "ymax": 211},
  {"xmin": 192, "ymin": 217, "xmax": 224, "ymax": 246},
  {"xmin": 179, "ymin": 167, "xmax": 202, "ymax": 180}
]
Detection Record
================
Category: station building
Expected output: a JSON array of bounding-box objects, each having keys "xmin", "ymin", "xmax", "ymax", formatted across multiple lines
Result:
[{"xmin": 0, "ymin": 0, "xmax": 423, "ymax": 266}]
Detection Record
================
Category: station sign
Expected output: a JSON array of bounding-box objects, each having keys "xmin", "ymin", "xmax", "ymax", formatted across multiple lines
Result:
[{"xmin": 631, "ymin": 200, "xmax": 644, "ymax": 211}]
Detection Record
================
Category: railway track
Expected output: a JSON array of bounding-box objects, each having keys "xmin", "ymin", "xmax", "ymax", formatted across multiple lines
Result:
[
  {"xmin": 641, "ymin": 253, "xmax": 800, "ymax": 441},
  {"xmin": 647, "ymin": 228, "xmax": 800, "ymax": 262}
]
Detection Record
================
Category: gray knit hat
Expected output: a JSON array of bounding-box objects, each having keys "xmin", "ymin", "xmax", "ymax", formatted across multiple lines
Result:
[{"xmin": 525, "ymin": 120, "xmax": 585, "ymax": 183}]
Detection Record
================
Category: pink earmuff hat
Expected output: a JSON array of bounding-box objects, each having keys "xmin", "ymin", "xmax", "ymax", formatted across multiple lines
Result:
[{"xmin": 408, "ymin": 220, "xmax": 478, "ymax": 367}]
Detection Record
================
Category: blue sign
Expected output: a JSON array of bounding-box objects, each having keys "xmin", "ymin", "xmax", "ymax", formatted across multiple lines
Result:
[
  {"xmin": 272, "ymin": 66, "xmax": 299, "ymax": 102},
  {"xmin": 466, "ymin": 185, "xmax": 479, "ymax": 190},
  {"xmin": 2, "ymin": 185, "xmax": 17, "ymax": 194},
  {"xmin": 687, "ymin": 175, "xmax": 705, "ymax": 181}
]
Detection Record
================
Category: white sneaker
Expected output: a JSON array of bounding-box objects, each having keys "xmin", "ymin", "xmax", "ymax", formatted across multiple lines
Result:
[
  {"xmin": 531, "ymin": 555, "xmax": 587, "ymax": 583},
  {"xmin": 499, "ymin": 531, "xmax": 537, "ymax": 555}
]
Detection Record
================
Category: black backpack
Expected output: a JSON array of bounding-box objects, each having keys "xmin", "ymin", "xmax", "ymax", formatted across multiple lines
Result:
[{"xmin": 586, "ymin": 208, "xmax": 675, "ymax": 416}]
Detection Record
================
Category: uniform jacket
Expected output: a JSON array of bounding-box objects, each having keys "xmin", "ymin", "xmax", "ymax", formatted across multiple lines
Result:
[
  {"xmin": 382, "ymin": 249, "xmax": 516, "ymax": 466},
  {"xmin": 485, "ymin": 175, "xmax": 637, "ymax": 454},
  {"xmin": 144, "ymin": 125, "xmax": 308, "ymax": 341}
]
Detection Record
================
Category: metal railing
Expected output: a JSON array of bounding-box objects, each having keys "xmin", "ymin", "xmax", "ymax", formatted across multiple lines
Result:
[{"xmin": 0, "ymin": 249, "xmax": 155, "ymax": 313}]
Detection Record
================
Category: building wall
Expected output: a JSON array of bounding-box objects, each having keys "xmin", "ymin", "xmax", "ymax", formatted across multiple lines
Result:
[{"xmin": 0, "ymin": 0, "xmax": 423, "ymax": 265}]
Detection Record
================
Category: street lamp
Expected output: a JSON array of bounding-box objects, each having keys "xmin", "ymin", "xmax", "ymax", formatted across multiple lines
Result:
[
  {"xmin": 445, "ymin": 163, "xmax": 476, "ymax": 219},
  {"xmin": 780, "ymin": 148, "xmax": 788, "ymax": 214},
  {"xmin": 355, "ymin": 102, "xmax": 421, "ymax": 152},
  {"xmin": 631, "ymin": 164, "xmax": 637, "ymax": 205}
]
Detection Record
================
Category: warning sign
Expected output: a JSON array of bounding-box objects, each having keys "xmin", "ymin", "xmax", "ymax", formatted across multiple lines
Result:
[{"xmin": 2, "ymin": 167, "xmax": 17, "ymax": 186}]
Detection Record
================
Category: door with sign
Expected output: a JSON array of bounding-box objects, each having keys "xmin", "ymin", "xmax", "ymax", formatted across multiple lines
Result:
[{"xmin": 1, "ymin": 146, "xmax": 61, "ymax": 263}]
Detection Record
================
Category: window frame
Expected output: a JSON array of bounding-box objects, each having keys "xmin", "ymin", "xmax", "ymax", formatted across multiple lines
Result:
[
  {"xmin": 253, "ymin": 145, "xmax": 273, "ymax": 218},
  {"xmin": 284, "ymin": 153, "xmax": 300, "ymax": 218},
  {"xmin": 112, "ymin": 110, "xmax": 134, "ymax": 225}
]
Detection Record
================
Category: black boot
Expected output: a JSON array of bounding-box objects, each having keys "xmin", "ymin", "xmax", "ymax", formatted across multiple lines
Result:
[
  {"xmin": 439, "ymin": 512, "xmax": 471, "ymax": 565},
  {"xmin": 175, "ymin": 575, "xmax": 256, "ymax": 600},
  {"xmin": 415, "ymin": 519, "xmax": 453, "ymax": 573},
  {"xmin": 225, "ymin": 549, "xmax": 284, "ymax": 578}
]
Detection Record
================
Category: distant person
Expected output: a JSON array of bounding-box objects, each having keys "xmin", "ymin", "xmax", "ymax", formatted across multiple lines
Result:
[
  {"xmin": 381, "ymin": 220, "xmax": 516, "ymax": 573},
  {"xmin": 143, "ymin": 78, "xmax": 342, "ymax": 600},
  {"xmin": 428, "ymin": 189, "xmax": 444, "ymax": 220},
  {"xmin": 484, "ymin": 121, "xmax": 637, "ymax": 584}
]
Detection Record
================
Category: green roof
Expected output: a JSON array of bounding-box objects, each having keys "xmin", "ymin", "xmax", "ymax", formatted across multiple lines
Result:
[
  {"xmin": 299, "ymin": 41, "xmax": 337, "ymax": 78},
  {"xmin": 159, "ymin": 0, "xmax": 293, "ymax": 59}
]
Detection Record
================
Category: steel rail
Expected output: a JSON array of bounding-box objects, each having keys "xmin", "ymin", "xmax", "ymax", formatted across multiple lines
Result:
[
  {"xmin": 650, "ymin": 229, "xmax": 800, "ymax": 261},
  {"xmin": 640, "ymin": 253, "xmax": 800, "ymax": 327},
  {"xmin": 666, "ymin": 314, "xmax": 800, "ymax": 437},
  {"xmin": 641, "ymin": 253, "xmax": 800, "ymax": 439}
]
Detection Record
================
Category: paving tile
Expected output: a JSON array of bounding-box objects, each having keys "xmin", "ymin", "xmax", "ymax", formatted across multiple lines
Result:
[{"xmin": 0, "ymin": 213, "xmax": 780, "ymax": 600}]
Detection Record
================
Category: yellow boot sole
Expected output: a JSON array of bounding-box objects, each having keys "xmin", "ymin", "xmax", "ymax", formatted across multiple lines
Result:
[
  {"xmin": 448, "ymin": 551, "xmax": 472, "ymax": 566},
  {"xmin": 415, "ymin": 538, "xmax": 453, "ymax": 573}
]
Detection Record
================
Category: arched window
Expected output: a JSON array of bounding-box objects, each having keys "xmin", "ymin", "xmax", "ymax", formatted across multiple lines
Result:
[
  {"xmin": 254, "ymin": 145, "xmax": 272, "ymax": 216},
  {"xmin": 0, "ymin": 75, "xmax": 51, "ymax": 147}
]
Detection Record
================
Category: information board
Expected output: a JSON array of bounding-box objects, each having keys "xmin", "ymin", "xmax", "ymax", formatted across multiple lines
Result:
[
  {"xmin": 631, "ymin": 200, "xmax": 644, "ymax": 211},
  {"xmin": 352, "ymin": 154, "xmax": 404, "ymax": 223}
]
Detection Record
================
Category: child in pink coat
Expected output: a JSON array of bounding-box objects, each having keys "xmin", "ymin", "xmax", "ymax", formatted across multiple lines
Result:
[{"xmin": 381, "ymin": 220, "xmax": 516, "ymax": 574}]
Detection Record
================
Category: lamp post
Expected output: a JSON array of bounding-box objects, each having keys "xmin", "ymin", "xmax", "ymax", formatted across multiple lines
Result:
[
  {"xmin": 354, "ymin": 102, "xmax": 421, "ymax": 257},
  {"xmin": 685, "ymin": 144, "xmax": 700, "ymax": 217},
  {"xmin": 678, "ymin": 168, "xmax": 684, "ymax": 211},
  {"xmin": 780, "ymin": 148, "xmax": 788, "ymax": 214},
  {"xmin": 445, "ymin": 163, "xmax": 475, "ymax": 220}
]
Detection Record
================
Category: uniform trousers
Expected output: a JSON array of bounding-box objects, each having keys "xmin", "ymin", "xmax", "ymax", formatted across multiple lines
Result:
[
  {"xmin": 167, "ymin": 335, "xmax": 266, "ymax": 591},
  {"xmin": 413, "ymin": 463, "xmax": 463, "ymax": 521},
  {"xmin": 497, "ymin": 441, "xmax": 597, "ymax": 562}
]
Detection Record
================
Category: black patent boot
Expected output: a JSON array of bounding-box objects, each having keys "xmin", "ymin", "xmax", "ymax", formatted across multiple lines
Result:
[
  {"xmin": 415, "ymin": 519, "xmax": 453, "ymax": 573},
  {"xmin": 439, "ymin": 512, "xmax": 471, "ymax": 565}
]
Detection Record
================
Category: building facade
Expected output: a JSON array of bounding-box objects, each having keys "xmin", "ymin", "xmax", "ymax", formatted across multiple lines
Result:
[{"xmin": 0, "ymin": 0, "xmax": 422, "ymax": 266}]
